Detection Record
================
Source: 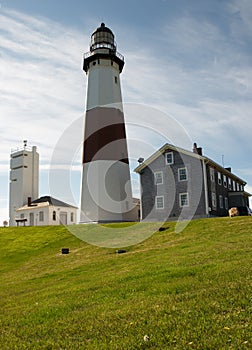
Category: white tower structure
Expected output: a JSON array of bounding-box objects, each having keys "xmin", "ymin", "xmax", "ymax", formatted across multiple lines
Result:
[
  {"xmin": 80, "ymin": 23, "xmax": 134, "ymax": 223},
  {"xmin": 9, "ymin": 141, "xmax": 39, "ymax": 226}
]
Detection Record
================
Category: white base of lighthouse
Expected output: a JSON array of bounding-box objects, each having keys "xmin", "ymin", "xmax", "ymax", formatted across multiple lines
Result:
[{"xmin": 80, "ymin": 160, "xmax": 135, "ymax": 223}]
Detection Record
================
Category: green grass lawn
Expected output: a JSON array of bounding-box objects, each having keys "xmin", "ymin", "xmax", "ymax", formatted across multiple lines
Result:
[{"xmin": 0, "ymin": 217, "xmax": 251, "ymax": 349}]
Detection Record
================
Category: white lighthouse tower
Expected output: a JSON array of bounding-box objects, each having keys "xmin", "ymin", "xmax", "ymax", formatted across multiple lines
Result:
[
  {"xmin": 80, "ymin": 23, "xmax": 134, "ymax": 223},
  {"xmin": 9, "ymin": 141, "xmax": 39, "ymax": 226}
]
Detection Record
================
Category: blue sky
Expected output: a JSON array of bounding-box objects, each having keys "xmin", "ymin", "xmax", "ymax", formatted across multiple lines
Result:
[{"xmin": 1, "ymin": 0, "xmax": 252, "ymax": 223}]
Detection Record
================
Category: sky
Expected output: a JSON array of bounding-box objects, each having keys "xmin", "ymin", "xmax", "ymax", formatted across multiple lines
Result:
[{"xmin": 1, "ymin": 0, "xmax": 252, "ymax": 224}]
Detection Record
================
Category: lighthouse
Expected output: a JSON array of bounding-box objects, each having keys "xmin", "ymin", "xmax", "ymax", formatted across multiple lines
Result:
[{"xmin": 80, "ymin": 23, "xmax": 134, "ymax": 223}]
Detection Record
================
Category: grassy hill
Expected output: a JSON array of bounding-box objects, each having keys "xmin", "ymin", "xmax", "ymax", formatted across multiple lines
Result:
[{"xmin": 0, "ymin": 217, "xmax": 251, "ymax": 349}]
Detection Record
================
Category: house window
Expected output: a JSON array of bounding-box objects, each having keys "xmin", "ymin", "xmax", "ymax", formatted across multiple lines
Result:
[
  {"xmin": 53, "ymin": 210, "xmax": 56, "ymax": 221},
  {"xmin": 156, "ymin": 196, "xmax": 164, "ymax": 209},
  {"xmin": 225, "ymin": 197, "xmax": 228, "ymax": 210},
  {"xmin": 178, "ymin": 167, "xmax": 188, "ymax": 181},
  {"xmin": 179, "ymin": 193, "xmax": 189, "ymax": 207},
  {"xmin": 212, "ymin": 192, "xmax": 216, "ymax": 208},
  {"xmin": 20, "ymin": 213, "xmax": 24, "ymax": 218},
  {"xmin": 233, "ymin": 180, "xmax": 236, "ymax": 191},
  {"xmin": 39, "ymin": 211, "xmax": 44, "ymax": 222},
  {"xmin": 217, "ymin": 172, "xmax": 222, "ymax": 185},
  {"xmin": 219, "ymin": 195, "xmax": 223, "ymax": 209},
  {"xmin": 228, "ymin": 178, "xmax": 232, "ymax": 190},
  {"xmin": 240, "ymin": 184, "xmax": 244, "ymax": 191},
  {"xmin": 165, "ymin": 152, "xmax": 174, "ymax": 165},
  {"xmin": 223, "ymin": 175, "xmax": 227, "ymax": 188},
  {"xmin": 115, "ymin": 76, "xmax": 118, "ymax": 84},
  {"xmin": 71, "ymin": 212, "xmax": 74, "ymax": 222},
  {"xmin": 154, "ymin": 171, "xmax": 163, "ymax": 185},
  {"xmin": 210, "ymin": 168, "xmax": 215, "ymax": 182},
  {"xmin": 236, "ymin": 183, "xmax": 240, "ymax": 191}
]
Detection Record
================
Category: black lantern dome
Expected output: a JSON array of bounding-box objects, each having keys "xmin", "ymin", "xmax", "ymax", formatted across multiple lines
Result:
[{"xmin": 90, "ymin": 23, "xmax": 116, "ymax": 53}]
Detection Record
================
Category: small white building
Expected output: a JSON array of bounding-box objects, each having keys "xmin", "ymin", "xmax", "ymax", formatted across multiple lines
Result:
[{"xmin": 16, "ymin": 196, "xmax": 77, "ymax": 226}]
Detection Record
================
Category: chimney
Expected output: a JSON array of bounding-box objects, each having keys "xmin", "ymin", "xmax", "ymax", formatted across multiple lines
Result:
[
  {"xmin": 28, "ymin": 197, "xmax": 32, "ymax": 206},
  {"xmin": 225, "ymin": 167, "xmax": 232, "ymax": 172},
  {"xmin": 196, "ymin": 147, "xmax": 202, "ymax": 156},
  {"xmin": 193, "ymin": 143, "xmax": 203, "ymax": 156}
]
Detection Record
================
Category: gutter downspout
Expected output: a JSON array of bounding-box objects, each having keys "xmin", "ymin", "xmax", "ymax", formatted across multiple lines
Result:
[{"xmin": 202, "ymin": 159, "xmax": 209, "ymax": 217}]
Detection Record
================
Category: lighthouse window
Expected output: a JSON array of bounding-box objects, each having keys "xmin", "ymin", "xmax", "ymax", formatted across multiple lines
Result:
[
  {"xmin": 93, "ymin": 61, "xmax": 96, "ymax": 66},
  {"xmin": 115, "ymin": 76, "xmax": 118, "ymax": 84},
  {"xmin": 53, "ymin": 210, "xmax": 56, "ymax": 221}
]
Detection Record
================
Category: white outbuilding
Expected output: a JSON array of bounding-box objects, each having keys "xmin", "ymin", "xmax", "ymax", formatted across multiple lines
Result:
[{"xmin": 16, "ymin": 196, "xmax": 77, "ymax": 226}]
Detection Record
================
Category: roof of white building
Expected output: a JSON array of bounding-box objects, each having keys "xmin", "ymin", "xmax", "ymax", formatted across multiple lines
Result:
[
  {"xmin": 32, "ymin": 196, "xmax": 78, "ymax": 208},
  {"xmin": 16, "ymin": 196, "xmax": 78, "ymax": 211}
]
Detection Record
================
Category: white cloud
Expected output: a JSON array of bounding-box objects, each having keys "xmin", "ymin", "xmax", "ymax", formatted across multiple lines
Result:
[{"xmin": 0, "ymin": 8, "xmax": 86, "ymax": 164}]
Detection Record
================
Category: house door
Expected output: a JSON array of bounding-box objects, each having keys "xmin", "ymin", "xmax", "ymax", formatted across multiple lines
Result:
[
  {"xmin": 59, "ymin": 212, "xmax": 67, "ymax": 225},
  {"xmin": 29, "ymin": 212, "xmax": 34, "ymax": 226}
]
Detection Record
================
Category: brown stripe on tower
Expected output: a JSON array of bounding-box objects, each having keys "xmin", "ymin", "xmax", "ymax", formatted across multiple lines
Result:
[
  {"xmin": 83, "ymin": 107, "xmax": 129, "ymax": 163},
  {"xmin": 84, "ymin": 107, "xmax": 126, "ymax": 139}
]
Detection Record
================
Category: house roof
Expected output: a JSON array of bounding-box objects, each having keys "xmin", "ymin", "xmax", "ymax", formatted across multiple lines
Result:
[
  {"xmin": 32, "ymin": 196, "xmax": 78, "ymax": 208},
  {"xmin": 16, "ymin": 196, "xmax": 78, "ymax": 211},
  {"xmin": 134, "ymin": 143, "xmax": 247, "ymax": 185}
]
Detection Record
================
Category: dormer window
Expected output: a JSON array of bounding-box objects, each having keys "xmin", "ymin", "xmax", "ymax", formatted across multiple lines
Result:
[{"xmin": 165, "ymin": 152, "xmax": 173, "ymax": 165}]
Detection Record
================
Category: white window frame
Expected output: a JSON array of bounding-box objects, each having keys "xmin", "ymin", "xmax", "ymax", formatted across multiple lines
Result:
[
  {"xmin": 223, "ymin": 175, "xmax": 227, "ymax": 188},
  {"xmin": 236, "ymin": 183, "xmax": 240, "ymax": 191},
  {"xmin": 210, "ymin": 167, "xmax": 215, "ymax": 182},
  {"xmin": 155, "ymin": 196, "xmax": 164, "ymax": 209},
  {"xmin": 179, "ymin": 193, "xmax": 189, "ymax": 207},
  {"xmin": 228, "ymin": 178, "xmax": 232, "ymax": 190},
  {"xmin": 212, "ymin": 192, "xmax": 216, "ymax": 209},
  {"xmin": 217, "ymin": 172, "xmax": 222, "ymax": 185},
  {"xmin": 178, "ymin": 167, "xmax": 188, "ymax": 182},
  {"xmin": 154, "ymin": 171, "xmax": 163, "ymax": 185},
  {"xmin": 219, "ymin": 195, "xmax": 223, "ymax": 209},
  {"xmin": 165, "ymin": 152, "xmax": 174, "ymax": 165},
  {"xmin": 233, "ymin": 180, "xmax": 236, "ymax": 191}
]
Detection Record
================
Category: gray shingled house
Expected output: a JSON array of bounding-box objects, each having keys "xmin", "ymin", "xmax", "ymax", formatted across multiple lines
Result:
[{"xmin": 134, "ymin": 143, "xmax": 251, "ymax": 222}]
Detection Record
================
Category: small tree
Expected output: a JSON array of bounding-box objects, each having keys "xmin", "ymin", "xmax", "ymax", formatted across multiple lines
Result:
[{"xmin": 3, "ymin": 220, "xmax": 8, "ymax": 227}]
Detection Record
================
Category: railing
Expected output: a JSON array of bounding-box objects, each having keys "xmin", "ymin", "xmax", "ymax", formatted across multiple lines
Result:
[
  {"xmin": 84, "ymin": 48, "xmax": 124, "ymax": 62},
  {"xmin": 11, "ymin": 146, "xmax": 34, "ymax": 154}
]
